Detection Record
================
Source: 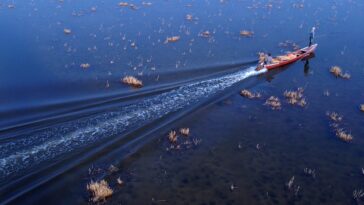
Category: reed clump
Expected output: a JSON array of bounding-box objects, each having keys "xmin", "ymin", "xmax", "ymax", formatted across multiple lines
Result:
[
  {"xmin": 240, "ymin": 30, "xmax": 254, "ymax": 37},
  {"xmin": 179, "ymin": 128, "xmax": 190, "ymax": 136},
  {"xmin": 283, "ymin": 87, "xmax": 306, "ymax": 107},
  {"xmin": 326, "ymin": 111, "xmax": 342, "ymax": 122},
  {"xmin": 330, "ymin": 66, "xmax": 350, "ymax": 79},
  {"xmin": 168, "ymin": 130, "xmax": 177, "ymax": 143},
  {"xmin": 264, "ymin": 96, "xmax": 281, "ymax": 110},
  {"xmin": 240, "ymin": 89, "xmax": 261, "ymax": 99},
  {"xmin": 122, "ymin": 76, "xmax": 143, "ymax": 88},
  {"xmin": 164, "ymin": 36, "xmax": 180, "ymax": 43},
  {"xmin": 87, "ymin": 180, "xmax": 113, "ymax": 202},
  {"xmin": 335, "ymin": 129, "xmax": 353, "ymax": 142}
]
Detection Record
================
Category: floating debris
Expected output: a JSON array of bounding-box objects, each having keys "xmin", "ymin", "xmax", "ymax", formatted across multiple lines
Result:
[
  {"xmin": 240, "ymin": 89, "xmax": 261, "ymax": 99},
  {"xmin": 335, "ymin": 128, "xmax": 353, "ymax": 142},
  {"xmin": 87, "ymin": 180, "xmax": 113, "ymax": 202},
  {"xmin": 164, "ymin": 36, "xmax": 180, "ymax": 44},
  {"xmin": 283, "ymin": 87, "xmax": 306, "ymax": 107},
  {"xmin": 122, "ymin": 76, "xmax": 143, "ymax": 88},
  {"xmin": 264, "ymin": 96, "xmax": 281, "ymax": 110},
  {"xmin": 117, "ymin": 177, "xmax": 124, "ymax": 186},
  {"xmin": 168, "ymin": 130, "xmax": 178, "ymax": 144},
  {"xmin": 179, "ymin": 128, "xmax": 190, "ymax": 136},
  {"xmin": 80, "ymin": 63, "xmax": 90, "ymax": 69},
  {"xmin": 8, "ymin": 4, "xmax": 15, "ymax": 9},
  {"xmin": 330, "ymin": 66, "xmax": 350, "ymax": 79},
  {"xmin": 63, "ymin": 28, "xmax": 72, "ymax": 35},
  {"xmin": 240, "ymin": 30, "xmax": 254, "ymax": 37}
]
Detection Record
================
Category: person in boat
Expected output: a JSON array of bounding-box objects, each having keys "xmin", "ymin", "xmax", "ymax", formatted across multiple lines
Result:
[
  {"xmin": 256, "ymin": 52, "xmax": 266, "ymax": 70},
  {"xmin": 309, "ymin": 27, "xmax": 316, "ymax": 46},
  {"xmin": 265, "ymin": 53, "xmax": 273, "ymax": 65}
]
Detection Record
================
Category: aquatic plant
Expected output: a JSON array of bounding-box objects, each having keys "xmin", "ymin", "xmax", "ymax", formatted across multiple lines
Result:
[
  {"xmin": 185, "ymin": 14, "xmax": 193, "ymax": 21},
  {"xmin": 122, "ymin": 76, "xmax": 143, "ymax": 88},
  {"xmin": 179, "ymin": 128, "xmax": 190, "ymax": 136},
  {"xmin": 200, "ymin": 31, "xmax": 211, "ymax": 38},
  {"xmin": 168, "ymin": 130, "xmax": 178, "ymax": 144},
  {"xmin": 330, "ymin": 66, "xmax": 350, "ymax": 79},
  {"xmin": 353, "ymin": 189, "xmax": 364, "ymax": 200},
  {"xmin": 117, "ymin": 177, "xmax": 124, "ymax": 186},
  {"xmin": 63, "ymin": 28, "xmax": 72, "ymax": 34},
  {"xmin": 80, "ymin": 63, "xmax": 90, "ymax": 69},
  {"xmin": 87, "ymin": 180, "xmax": 113, "ymax": 202},
  {"xmin": 283, "ymin": 87, "xmax": 306, "ymax": 107},
  {"xmin": 108, "ymin": 164, "xmax": 119, "ymax": 173},
  {"xmin": 303, "ymin": 168, "xmax": 316, "ymax": 178},
  {"xmin": 335, "ymin": 128, "xmax": 353, "ymax": 142},
  {"xmin": 264, "ymin": 96, "xmax": 281, "ymax": 110},
  {"xmin": 240, "ymin": 89, "xmax": 261, "ymax": 99},
  {"xmin": 240, "ymin": 30, "xmax": 254, "ymax": 37},
  {"xmin": 164, "ymin": 36, "xmax": 180, "ymax": 43},
  {"xmin": 326, "ymin": 111, "xmax": 343, "ymax": 122},
  {"xmin": 118, "ymin": 2, "xmax": 129, "ymax": 7},
  {"xmin": 286, "ymin": 176, "xmax": 295, "ymax": 190}
]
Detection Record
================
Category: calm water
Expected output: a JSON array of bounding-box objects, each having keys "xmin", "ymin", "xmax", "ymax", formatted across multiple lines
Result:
[{"xmin": 1, "ymin": 0, "xmax": 364, "ymax": 204}]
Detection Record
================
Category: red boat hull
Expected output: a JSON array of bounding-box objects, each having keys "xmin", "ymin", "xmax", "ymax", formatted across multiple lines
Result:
[{"xmin": 264, "ymin": 44, "xmax": 318, "ymax": 70}]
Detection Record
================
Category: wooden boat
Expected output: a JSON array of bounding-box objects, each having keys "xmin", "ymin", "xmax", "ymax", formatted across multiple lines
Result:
[{"xmin": 257, "ymin": 44, "xmax": 318, "ymax": 71}]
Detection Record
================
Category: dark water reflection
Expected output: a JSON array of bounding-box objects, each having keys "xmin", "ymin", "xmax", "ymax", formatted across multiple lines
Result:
[{"xmin": 1, "ymin": 0, "xmax": 364, "ymax": 204}]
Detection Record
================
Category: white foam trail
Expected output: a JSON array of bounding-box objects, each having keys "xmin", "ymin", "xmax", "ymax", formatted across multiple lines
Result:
[{"xmin": 0, "ymin": 67, "xmax": 266, "ymax": 179}]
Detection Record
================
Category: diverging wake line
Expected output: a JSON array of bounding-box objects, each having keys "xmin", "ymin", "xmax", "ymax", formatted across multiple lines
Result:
[{"xmin": 0, "ymin": 66, "xmax": 267, "ymax": 181}]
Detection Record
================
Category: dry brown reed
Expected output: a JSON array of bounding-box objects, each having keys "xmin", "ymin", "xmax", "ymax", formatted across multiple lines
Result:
[{"xmin": 122, "ymin": 76, "xmax": 143, "ymax": 88}]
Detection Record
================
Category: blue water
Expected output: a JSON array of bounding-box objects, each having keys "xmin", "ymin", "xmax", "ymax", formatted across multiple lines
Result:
[{"xmin": 1, "ymin": 0, "xmax": 364, "ymax": 204}]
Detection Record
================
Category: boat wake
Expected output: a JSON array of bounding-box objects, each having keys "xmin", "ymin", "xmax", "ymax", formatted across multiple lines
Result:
[{"xmin": 0, "ymin": 66, "xmax": 266, "ymax": 185}]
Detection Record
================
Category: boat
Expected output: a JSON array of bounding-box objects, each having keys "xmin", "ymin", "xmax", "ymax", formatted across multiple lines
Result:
[{"xmin": 256, "ymin": 44, "xmax": 318, "ymax": 71}]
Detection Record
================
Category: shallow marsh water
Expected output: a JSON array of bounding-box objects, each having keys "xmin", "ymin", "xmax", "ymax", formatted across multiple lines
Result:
[{"xmin": 1, "ymin": 0, "xmax": 364, "ymax": 204}]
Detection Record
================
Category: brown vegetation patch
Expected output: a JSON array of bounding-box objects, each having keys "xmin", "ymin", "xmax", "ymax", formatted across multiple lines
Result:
[
  {"xmin": 283, "ymin": 87, "xmax": 306, "ymax": 107},
  {"xmin": 326, "ymin": 111, "xmax": 342, "ymax": 122},
  {"xmin": 164, "ymin": 36, "xmax": 180, "ymax": 43},
  {"xmin": 122, "ymin": 76, "xmax": 143, "ymax": 88},
  {"xmin": 168, "ymin": 130, "xmax": 177, "ymax": 143},
  {"xmin": 240, "ymin": 30, "xmax": 254, "ymax": 37},
  {"xmin": 264, "ymin": 96, "xmax": 281, "ymax": 110},
  {"xmin": 330, "ymin": 66, "xmax": 350, "ymax": 79},
  {"xmin": 335, "ymin": 129, "xmax": 353, "ymax": 142},
  {"xmin": 63, "ymin": 28, "xmax": 72, "ymax": 34},
  {"xmin": 179, "ymin": 128, "xmax": 190, "ymax": 136},
  {"xmin": 240, "ymin": 89, "xmax": 261, "ymax": 99},
  {"xmin": 87, "ymin": 180, "xmax": 113, "ymax": 202}
]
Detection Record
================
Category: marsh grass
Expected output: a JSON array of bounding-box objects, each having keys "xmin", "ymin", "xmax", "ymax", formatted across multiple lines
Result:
[{"xmin": 179, "ymin": 128, "xmax": 190, "ymax": 136}]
